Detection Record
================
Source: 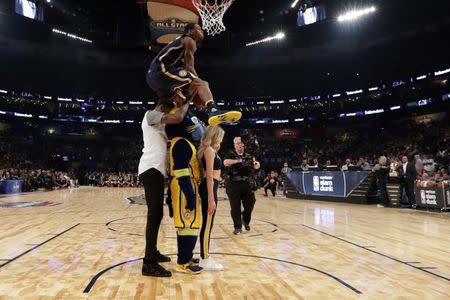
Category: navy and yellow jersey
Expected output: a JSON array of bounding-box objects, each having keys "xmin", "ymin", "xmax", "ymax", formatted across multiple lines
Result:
[
  {"xmin": 150, "ymin": 36, "xmax": 186, "ymax": 70},
  {"xmin": 169, "ymin": 137, "xmax": 201, "ymax": 231},
  {"xmin": 146, "ymin": 36, "xmax": 197, "ymax": 99},
  {"xmin": 165, "ymin": 108, "xmax": 205, "ymax": 144}
]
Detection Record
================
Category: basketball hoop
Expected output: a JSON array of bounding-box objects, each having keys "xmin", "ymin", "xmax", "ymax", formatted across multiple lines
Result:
[{"xmin": 192, "ymin": 0, "xmax": 234, "ymax": 36}]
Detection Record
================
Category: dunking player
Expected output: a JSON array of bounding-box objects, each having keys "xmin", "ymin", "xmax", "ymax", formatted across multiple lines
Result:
[{"xmin": 146, "ymin": 23, "xmax": 241, "ymax": 126}]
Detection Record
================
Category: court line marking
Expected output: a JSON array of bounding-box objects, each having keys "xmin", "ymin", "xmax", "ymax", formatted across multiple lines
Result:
[
  {"xmin": 0, "ymin": 223, "xmax": 80, "ymax": 270},
  {"xmin": 105, "ymin": 216, "xmax": 279, "ymax": 239},
  {"xmin": 82, "ymin": 253, "xmax": 362, "ymax": 294},
  {"xmin": 302, "ymin": 224, "xmax": 450, "ymax": 283}
]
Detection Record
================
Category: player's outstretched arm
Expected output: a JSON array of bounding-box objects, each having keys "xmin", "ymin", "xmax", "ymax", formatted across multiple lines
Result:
[{"xmin": 182, "ymin": 37, "xmax": 198, "ymax": 77}]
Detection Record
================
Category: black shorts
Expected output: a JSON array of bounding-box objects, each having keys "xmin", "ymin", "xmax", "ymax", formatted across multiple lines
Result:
[{"xmin": 147, "ymin": 64, "xmax": 196, "ymax": 99}]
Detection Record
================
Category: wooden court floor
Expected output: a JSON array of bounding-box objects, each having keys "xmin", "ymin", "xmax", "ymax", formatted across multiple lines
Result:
[{"xmin": 0, "ymin": 186, "xmax": 449, "ymax": 299}]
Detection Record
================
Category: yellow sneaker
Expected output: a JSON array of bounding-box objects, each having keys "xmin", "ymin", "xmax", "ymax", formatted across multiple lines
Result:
[
  {"xmin": 175, "ymin": 263, "xmax": 203, "ymax": 274},
  {"xmin": 207, "ymin": 109, "xmax": 242, "ymax": 126}
]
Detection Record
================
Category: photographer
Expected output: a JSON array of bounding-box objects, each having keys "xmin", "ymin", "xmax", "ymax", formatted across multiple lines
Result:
[{"xmin": 223, "ymin": 137, "xmax": 261, "ymax": 235}]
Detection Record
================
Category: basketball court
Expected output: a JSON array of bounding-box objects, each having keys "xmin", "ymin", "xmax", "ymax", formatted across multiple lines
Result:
[
  {"xmin": 1, "ymin": 0, "xmax": 450, "ymax": 299},
  {"xmin": 0, "ymin": 187, "xmax": 449, "ymax": 299}
]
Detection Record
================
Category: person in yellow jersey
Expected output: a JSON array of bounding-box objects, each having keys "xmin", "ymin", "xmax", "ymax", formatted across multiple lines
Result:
[
  {"xmin": 197, "ymin": 126, "xmax": 225, "ymax": 271},
  {"xmin": 165, "ymin": 103, "xmax": 205, "ymax": 274}
]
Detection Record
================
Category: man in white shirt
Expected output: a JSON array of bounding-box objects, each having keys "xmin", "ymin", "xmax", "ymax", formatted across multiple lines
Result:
[{"xmin": 139, "ymin": 98, "xmax": 189, "ymax": 277}]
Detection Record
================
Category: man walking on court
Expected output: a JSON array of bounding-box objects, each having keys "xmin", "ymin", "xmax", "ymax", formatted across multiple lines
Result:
[{"xmin": 223, "ymin": 137, "xmax": 261, "ymax": 235}]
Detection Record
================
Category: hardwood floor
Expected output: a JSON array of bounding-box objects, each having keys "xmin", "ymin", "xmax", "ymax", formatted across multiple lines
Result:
[{"xmin": 0, "ymin": 187, "xmax": 449, "ymax": 299}]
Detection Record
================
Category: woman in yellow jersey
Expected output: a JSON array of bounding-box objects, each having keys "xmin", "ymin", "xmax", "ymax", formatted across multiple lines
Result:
[{"xmin": 197, "ymin": 126, "xmax": 225, "ymax": 270}]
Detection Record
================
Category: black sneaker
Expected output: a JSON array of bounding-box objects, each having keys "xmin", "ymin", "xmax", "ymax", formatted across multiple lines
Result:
[
  {"xmin": 142, "ymin": 262, "xmax": 172, "ymax": 277},
  {"xmin": 205, "ymin": 103, "xmax": 242, "ymax": 126},
  {"xmin": 156, "ymin": 251, "xmax": 171, "ymax": 263},
  {"xmin": 242, "ymin": 219, "xmax": 250, "ymax": 231},
  {"xmin": 233, "ymin": 228, "xmax": 241, "ymax": 235}
]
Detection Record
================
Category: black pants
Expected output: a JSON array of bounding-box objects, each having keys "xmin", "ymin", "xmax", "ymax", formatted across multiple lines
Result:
[
  {"xmin": 264, "ymin": 185, "xmax": 276, "ymax": 196},
  {"xmin": 225, "ymin": 180, "xmax": 256, "ymax": 230},
  {"xmin": 199, "ymin": 179, "xmax": 219, "ymax": 259},
  {"xmin": 377, "ymin": 180, "xmax": 389, "ymax": 206},
  {"xmin": 140, "ymin": 168, "xmax": 165, "ymax": 264},
  {"xmin": 401, "ymin": 180, "xmax": 415, "ymax": 205}
]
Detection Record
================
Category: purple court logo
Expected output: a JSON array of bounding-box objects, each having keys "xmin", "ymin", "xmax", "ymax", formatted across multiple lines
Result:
[
  {"xmin": 313, "ymin": 176, "xmax": 320, "ymax": 191},
  {"xmin": 0, "ymin": 201, "xmax": 61, "ymax": 208}
]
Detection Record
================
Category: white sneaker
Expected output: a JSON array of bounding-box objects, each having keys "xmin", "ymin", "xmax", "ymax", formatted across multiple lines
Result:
[{"xmin": 199, "ymin": 257, "xmax": 224, "ymax": 271}]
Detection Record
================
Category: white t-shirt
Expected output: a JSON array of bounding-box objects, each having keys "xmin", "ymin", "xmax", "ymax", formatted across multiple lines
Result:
[{"xmin": 138, "ymin": 110, "xmax": 168, "ymax": 177}]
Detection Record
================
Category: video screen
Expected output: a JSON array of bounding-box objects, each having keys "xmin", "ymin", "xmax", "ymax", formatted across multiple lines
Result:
[
  {"xmin": 297, "ymin": 5, "xmax": 326, "ymax": 27},
  {"xmin": 15, "ymin": 0, "xmax": 44, "ymax": 22}
]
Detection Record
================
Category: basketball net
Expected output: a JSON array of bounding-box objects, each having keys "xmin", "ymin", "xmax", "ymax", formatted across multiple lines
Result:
[{"xmin": 192, "ymin": 0, "xmax": 234, "ymax": 36}]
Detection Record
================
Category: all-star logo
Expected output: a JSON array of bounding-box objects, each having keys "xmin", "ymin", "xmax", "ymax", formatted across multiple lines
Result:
[{"xmin": 151, "ymin": 18, "xmax": 189, "ymax": 30}]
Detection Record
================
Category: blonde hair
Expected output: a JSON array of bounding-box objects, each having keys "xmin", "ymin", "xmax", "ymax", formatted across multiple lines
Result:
[
  {"xmin": 197, "ymin": 126, "xmax": 225, "ymax": 161},
  {"xmin": 379, "ymin": 156, "xmax": 387, "ymax": 165}
]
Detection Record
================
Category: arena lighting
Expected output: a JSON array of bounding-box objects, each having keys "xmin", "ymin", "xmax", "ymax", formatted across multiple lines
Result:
[
  {"xmin": 368, "ymin": 87, "xmax": 379, "ymax": 91},
  {"xmin": 416, "ymin": 75, "xmax": 427, "ymax": 80},
  {"xmin": 270, "ymin": 100, "xmax": 284, "ymax": 104},
  {"xmin": 86, "ymin": 119, "xmax": 97, "ymax": 123},
  {"xmin": 129, "ymin": 101, "xmax": 143, "ymax": 105},
  {"xmin": 364, "ymin": 108, "xmax": 384, "ymax": 115},
  {"xmin": 257, "ymin": 101, "xmax": 265, "ymax": 105},
  {"xmin": 390, "ymin": 106, "xmax": 401, "ymax": 110},
  {"xmin": 57, "ymin": 97, "xmax": 71, "ymax": 102},
  {"xmin": 14, "ymin": 112, "xmax": 33, "ymax": 118},
  {"xmin": 148, "ymin": 101, "xmax": 155, "ymax": 105},
  {"xmin": 43, "ymin": 96, "xmax": 52, "ymax": 99},
  {"xmin": 52, "ymin": 28, "xmax": 93, "ymax": 44},
  {"xmin": 337, "ymin": 6, "xmax": 376, "ymax": 23},
  {"xmin": 217, "ymin": 102, "xmax": 225, "ymax": 106},
  {"xmin": 125, "ymin": 120, "xmax": 135, "ymax": 123},
  {"xmin": 76, "ymin": 98, "xmax": 85, "ymax": 102},
  {"xmin": 289, "ymin": 99, "xmax": 297, "ymax": 102},
  {"xmin": 245, "ymin": 32, "xmax": 285, "ymax": 47},
  {"xmin": 272, "ymin": 119, "xmax": 289, "ymax": 124},
  {"xmin": 116, "ymin": 101, "xmax": 124, "ymax": 104},
  {"xmin": 291, "ymin": 0, "xmax": 299, "ymax": 8},
  {"xmin": 346, "ymin": 89, "xmax": 363, "ymax": 95},
  {"xmin": 256, "ymin": 120, "xmax": 266, "ymax": 124},
  {"xmin": 332, "ymin": 93, "xmax": 341, "ymax": 98},
  {"xmin": 434, "ymin": 68, "xmax": 450, "ymax": 76},
  {"xmin": 38, "ymin": 115, "xmax": 48, "ymax": 119},
  {"xmin": 294, "ymin": 118, "xmax": 304, "ymax": 122},
  {"xmin": 104, "ymin": 120, "xmax": 120, "ymax": 124},
  {"xmin": 0, "ymin": 89, "xmax": 8, "ymax": 94},
  {"xmin": 0, "ymin": 110, "xmax": 6, "ymax": 114}
]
